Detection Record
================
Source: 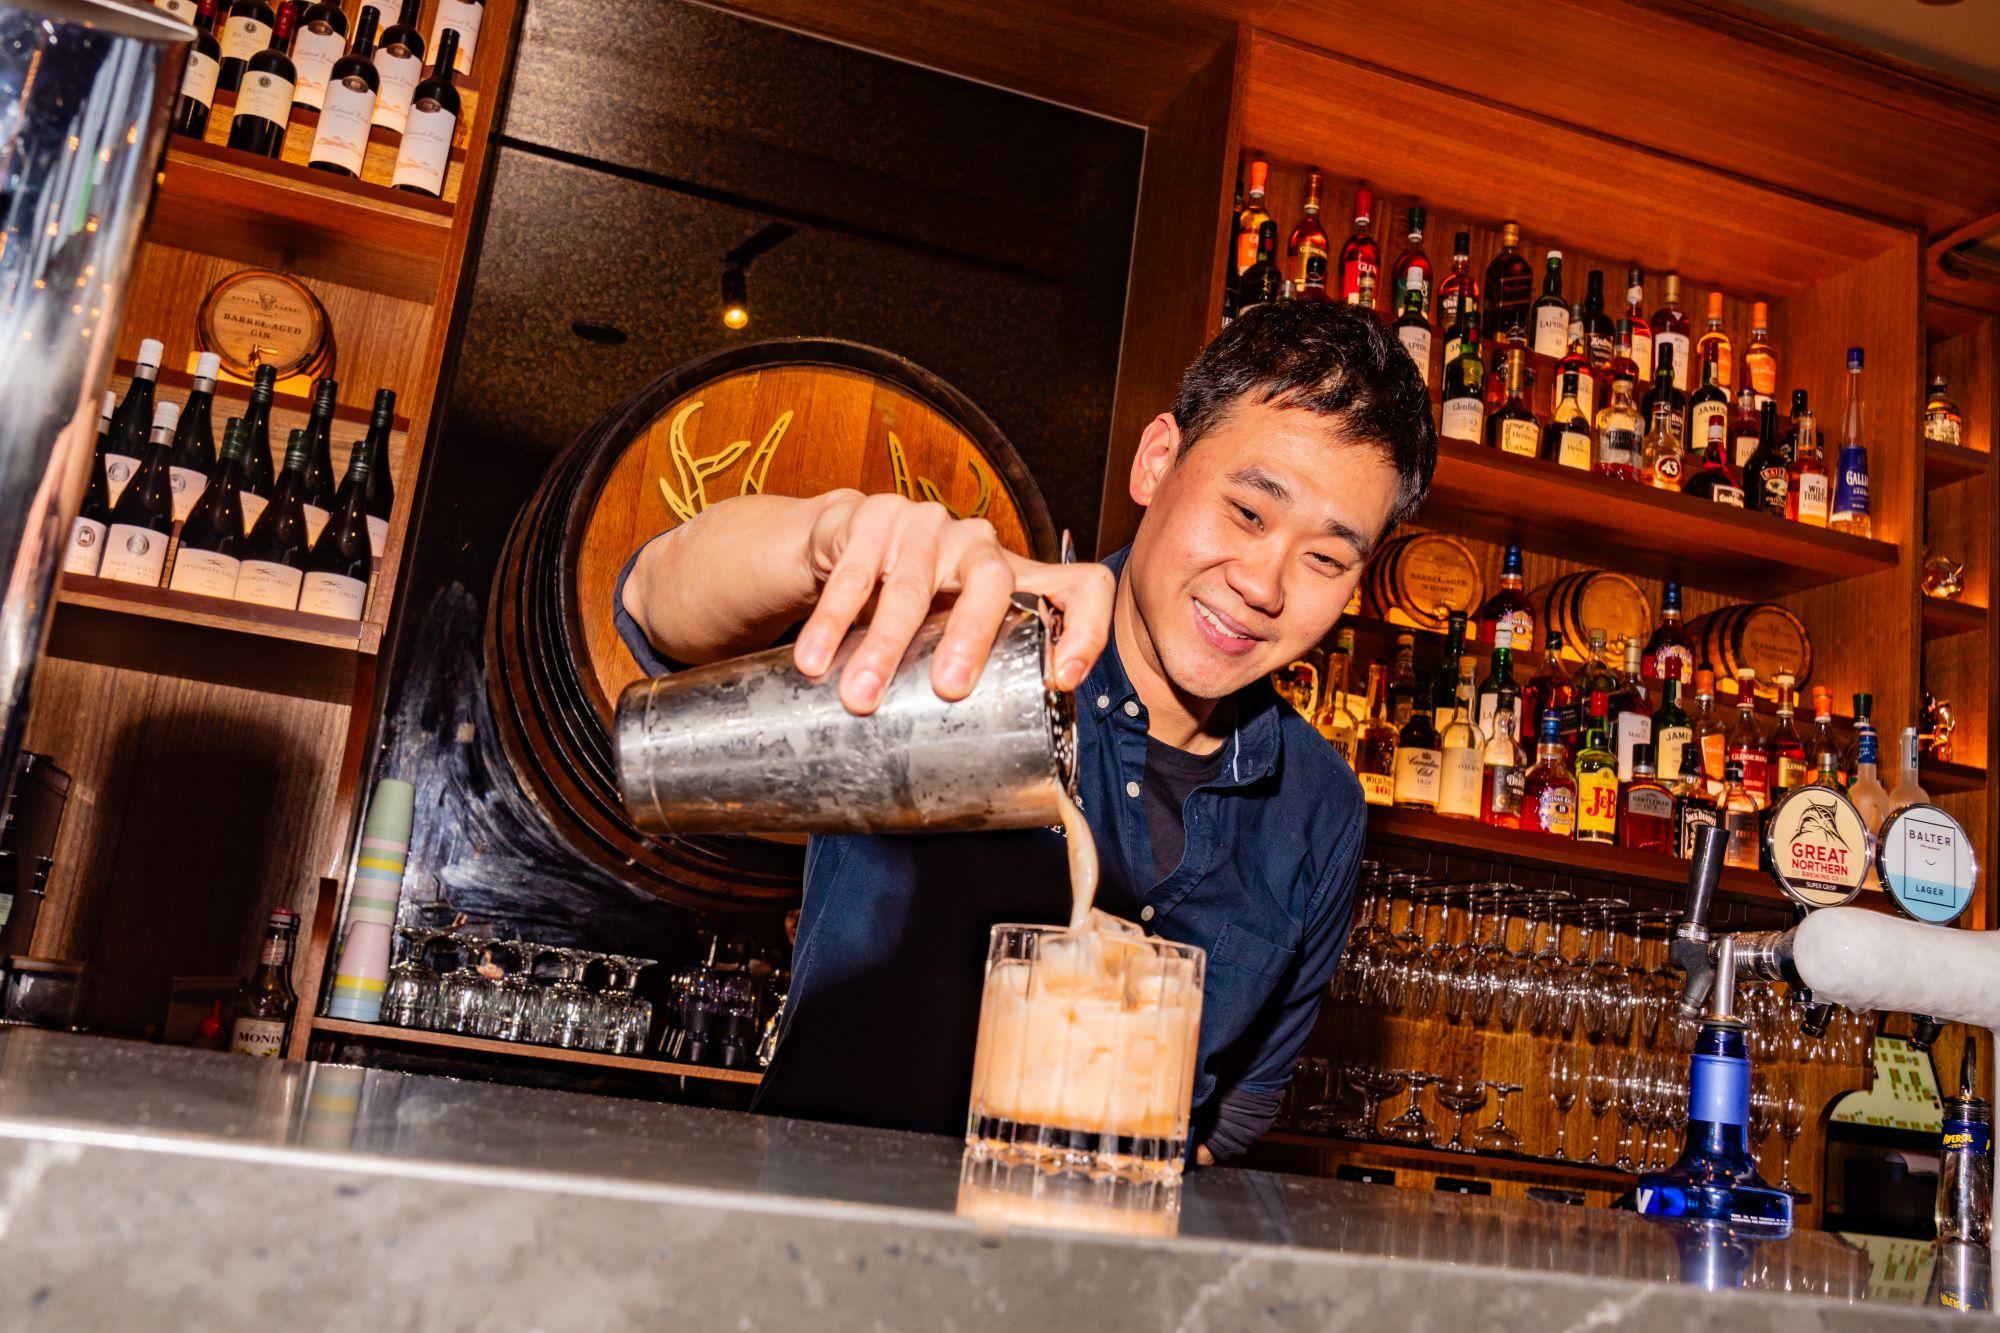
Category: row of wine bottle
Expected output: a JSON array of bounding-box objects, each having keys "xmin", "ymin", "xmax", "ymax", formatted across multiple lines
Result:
[{"xmin": 65, "ymin": 340, "xmax": 395, "ymax": 622}]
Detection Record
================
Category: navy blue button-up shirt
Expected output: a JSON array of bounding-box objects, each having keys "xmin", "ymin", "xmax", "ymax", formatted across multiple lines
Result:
[{"xmin": 614, "ymin": 546, "xmax": 1365, "ymax": 1159}]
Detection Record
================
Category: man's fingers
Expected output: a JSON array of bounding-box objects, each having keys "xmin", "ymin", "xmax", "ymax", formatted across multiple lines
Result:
[
  {"xmin": 1014, "ymin": 557, "xmax": 1115, "ymax": 692},
  {"xmin": 931, "ymin": 549, "xmax": 1016, "ymax": 700},
  {"xmin": 794, "ymin": 503, "xmax": 894, "ymax": 677},
  {"xmin": 839, "ymin": 506, "xmax": 946, "ymax": 713}
]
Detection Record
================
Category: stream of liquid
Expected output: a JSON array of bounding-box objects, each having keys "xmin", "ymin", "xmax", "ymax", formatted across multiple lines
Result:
[{"xmin": 1057, "ymin": 788, "xmax": 1099, "ymax": 930}]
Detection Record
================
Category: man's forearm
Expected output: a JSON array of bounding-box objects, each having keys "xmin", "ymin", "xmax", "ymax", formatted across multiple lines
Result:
[{"xmin": 620, "ymin": 491, "xmax": 856, "ymax": 666}]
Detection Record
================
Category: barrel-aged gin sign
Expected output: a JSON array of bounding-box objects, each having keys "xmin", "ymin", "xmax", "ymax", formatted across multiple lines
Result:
[
  {"xmin": 1876, "ymin": 803, "xmax": 1978, "ymax": 925},
  {"xmin": 1763, "ymin": 784, "xmax": 1869, "ymax": 907}
]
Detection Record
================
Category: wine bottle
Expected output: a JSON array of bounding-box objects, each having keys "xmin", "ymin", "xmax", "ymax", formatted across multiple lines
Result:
[
  {"xmin": 168, "ymin": 418, "xmax": 252, "ymax": 599},
  {"xmin": 371, "ymin": 0, "xmax": 426, "ymax": 135},
  {"xmin": 424, "ymin": 0, "xmax": 478, "ymax": 71},
  {"xmin": 168, "ymin": 351, "xmax": 222, "ymax": 523},
  {"xmin": 308, "ymin": 7, "xmax": 381, "ymax": 176},
  {"xmin": 359, "ymin": 387, "xmax": 395, "ymax": 554},
  {"xmin": 100, "ymin": 401, "xmax": 182, "ymax": 587},
  {"xmin": 239, "ymin": 364, "xmax": 279, "ymax": 526},
  {"xmin": 288, "ymin": 0, "xmax": 350, "ymax": 112},
  {"xmin": 235, "ymin": 429, "xmax": 314, "ymax": 610},
  {"xmin": 106, "ymin": 338, "xmax": 164, "ymax": 506},
  {"xmin": 64, "ymin": 441, "xmax": 114, "ymax": 578},
  {"xmin": 226, "ymin": 0, "xmax": 299, "ymax": 158},
  {"xmin": 173, "ymin": 0, "xmax": 225, "ymax": 137},
  {"xmin": 216, "ymin": 0, "xmax": 276, "ymax": 92},
  {"xmin": 391, "ymin": 26, "xmax": 459, "ymax": 197},
  {"xmin": 298, "ymin": 376, "xmax": 340, "ymax": 542},
  {"xmin": 298, "ymin": 436, "xmax": 375, "ymax": 619}
]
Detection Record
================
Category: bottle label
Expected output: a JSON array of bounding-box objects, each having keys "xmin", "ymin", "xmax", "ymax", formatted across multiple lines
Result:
[
  {"xmin": 311, "ymin": 74, "xmax": 376, "ymax": 173},
  {"xmin": 99, "ymin": 524, "xmax": 169, "ymax": 586},
  {"xmin": 1725, "ymin": 809, "xmax": 1760, "ymax": 867},
  {"xmin": 180, "ymin": 48, "xmax": 221, "ymax": 109},
  {"xmin": 1690, "ymin": 401, "xmax": 1727, "ymax": 446},
  {"xmin": 1732, "ymin": 748, "xmax": 1771, "ymax": 805},
  {"xmin": 1359, "ymin": 771, "xmax": 1393, "ymax": 807},
  {"xmin": 235, "ymin": 559, "xmax": 303, "ymax": 609},
  {"xmin": 371, "ymin": 47, "xmax": 423, "ymax": 132},
  {"xmin": 1483, "ymin": 763, "xmax": 1524, "ymax": 820},
  {"xmin": 299, "ymin": 570, "xmax": 367, "ymax": 619},
  {"xmin": 1689, "ymin": 1051, "xmax": 1750, "ymax": 1128},
  {"xmin": 105, "ymin": 452, "xmax": 141, "ymax": 507},
  {"xmin": 1707, "ymin": 483, "xmax": 1744, "ymax": 508},
  {"xmin": 429, "ymin": 0, "xmax": 483, "ymax": 67},
  {"xmin": 366, "ymin": 513, "xmax": 388, "ymax": 557},
  {"xmin": 1441, "ymin": 332, "xmax": 1464, "ymax": 372},
  {"xmin": 1392, "ymin": 746, "xmax": 1442, "ymax": 807},
  {"xmin": 1656, "ymin": 725, "xmax": 1692, "ymax": 787},
  {"xmin": 158, "ymin": 0, "xmax": 197, "ymax": 19},
  {"xmin": 230, "ymin": 1016, "xmax": 288, "ymax": 1059},
  {"xmin": 1942, "ymin": 1118, "xmax": 1992, "ymax": 1158},
  {"xmin": 1774, "ymin": 755, "xmax": 1807, "ymax": 792},
  {"xmin": 1700, "ymin": 732, "xmax": 1727, "ymax": 786},
  {"xmin": 1292, "ymin": 246, "xmax": 1327, "ymax": 292},
  {"xmin": 1794, "ymin": 472, "xmax": 1829, "ymax": 523},
  {"xmin": 1556, "ymin": 429, "xmax": 1592, "ymax": 470},
  {"xmin": 236, "ymin": 69, "xmax": 296, "ymax": 126},
  {"xmin": 1498, "ymin": 418, "xmax": 1538, "ymax": 458},
  {"xmin": 240, "ymin": 491, "xmax": 269, "ymax": 531},
  {"xmin": 1598, "ymin": 426, "xmax": 1640, "ymax": 469},
  {"xmin": 1395, "ymin": 325, "xmax": 1431, "ymax": 385},
  {"xmin": 1675, "ymin": 802, "xmax": 1718, "ymax": 857},
  {"xmin": 1532, "ymin": 306, "xmax": 1569, "ymax": 359},
  {"xmin": 1476, "ymin": 693, "xmax": 1525, "ymax": 741},
  {"xmin": 1436, "ymin": 747, "xmax": 1482, "ymax": 818},
  {"xmin": 168, "ymin": 464, "xmax": 207, "ymax": 523},
  {"xmin": 64, "ymin": 516, "xmax": 107, "ymax": 577},
  {"xmin": 391, "ymin": 101, "xmax": 456, "ymax": 194},
  {"xmin": 1574, "ymin": 373, "xmax": 1595, "ymax": 423},
  {"xmin": 1625, "ymin": 787, "xmax": 1673, "ymax": 821},
  {"xmin": 1530, "ymin": 784, "xmax": 1576, "ymax": 836},
  {"xmin": 1235, "ymin": 229, "xmax": 1259, "ymax": 277},
  {"xmin": 1632, "ymin": 330, "xmax": 1653, "ymax": 382},
  {"xmin": 1576, "ymin": 769, "xmax": 1617, "ymax": 838},
  {"xmin": 1651, "ymin": 451, "xmax": 1684, "ymax": 487},
  {"xmin": 1614, "ymin": 712, "xmax": 1653, "ymax": 781},
  {"xmin": 1833, "ymin": 447, "xmax": 1870, "ymax": 520},
  {"xmin": 220, "ymin": 14, "xmax": 271, "ymax": 63},
  {"xmin": 1756, "ymin": 466, "xmax": 1790, "ymax": 516},
  {"xmin": 168, "ymin": 547, "xmax": 242, "ymax": 599},
  {"xmin": 1657, "ymin": 332, "xmax": 1689, "ymax": 391},
  {"xmin": 1439, "ymin": 397, "xmax": 1483, "ymax": 443},
  {"xmin": 303, "ymin": 503, "xmax": 331, "ymax": 547},
  {"xmin": 290, "ymin": 23, "xmax": 347, "ymax": 107},
  {"xmin": 1732, "ymin": 431, "xmax": 1760, "ymax": 472}
]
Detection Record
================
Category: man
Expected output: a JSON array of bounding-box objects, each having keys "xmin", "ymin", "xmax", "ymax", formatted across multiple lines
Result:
[{"xmin": 617, "ymin": 300, "xmax": 1435, "ymax": 1162}]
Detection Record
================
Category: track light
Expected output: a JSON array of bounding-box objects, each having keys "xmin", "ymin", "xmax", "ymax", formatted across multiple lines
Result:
[{"xmin": 720, "ymin": 263, "xmax": 749, "ymax": 330}]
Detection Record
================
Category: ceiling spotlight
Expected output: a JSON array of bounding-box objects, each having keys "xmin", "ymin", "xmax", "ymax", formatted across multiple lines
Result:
[{"xmin": 720, "ymin": 263, "xmax": 749, "ymax": 330}]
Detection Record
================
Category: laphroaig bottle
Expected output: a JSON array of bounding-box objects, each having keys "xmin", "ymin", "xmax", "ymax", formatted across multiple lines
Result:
[
  {"xmin": 230, "ymin": 909, "xmax": 300, "ymax": 1058},
  {"xmin": 1938, "ymin": 1044, "xmax": 1993, "ymax": 1246},
  {"xmin": 1830, "ymin": 346, "xmax": 1872, "ymax": 537}
]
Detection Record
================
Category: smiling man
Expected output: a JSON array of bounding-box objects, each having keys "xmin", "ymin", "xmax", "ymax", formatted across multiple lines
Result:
[{"xmin": 616, "ymin": 300, "xmax": 1436, "ymax": 1162}]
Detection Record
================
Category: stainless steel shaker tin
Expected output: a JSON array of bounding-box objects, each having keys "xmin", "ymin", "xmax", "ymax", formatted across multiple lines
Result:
[{"xmin": 616, "ymin": 596, "xmax": 1077, "ymax": 835}]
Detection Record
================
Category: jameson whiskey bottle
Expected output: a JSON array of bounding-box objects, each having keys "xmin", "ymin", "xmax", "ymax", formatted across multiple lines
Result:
[{"xmin": 231, "ymin": 909, "xmax": 300, "ymax": 1058}]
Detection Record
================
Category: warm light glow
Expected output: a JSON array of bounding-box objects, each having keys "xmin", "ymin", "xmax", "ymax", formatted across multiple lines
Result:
[
  {"xmin": 720, "ymin": 263, "xmax": 750, "ymax": 330},
  {"xmin": 722, "ymin": 304, "xmax": 749, "ymax": 330}
]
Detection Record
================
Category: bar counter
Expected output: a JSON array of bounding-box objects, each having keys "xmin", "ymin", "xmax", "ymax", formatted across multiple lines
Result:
[{"xmin": 0, "ymin": 1028, "xmax": 1963, "ymax": 1330}]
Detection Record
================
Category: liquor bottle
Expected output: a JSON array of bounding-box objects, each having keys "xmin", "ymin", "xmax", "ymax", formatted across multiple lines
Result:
[
  {"xmin": 1439, "ymin": 311, "xmax": 1486, "ymax": 444},
  {"xmin": 1476, "ymin": 624, "xmax": 1523, "ymax": 740},
  {"xmin": 1478, "ymin": 545, "xmax": 1533, "ymax": 651},
  {"xmin": 1390, "ymin": 206, "xmax": 1430, "ymax": 315},
  {"xmin": 1671, "ymin": 745, "xmax": 1719, "ymax": 858},
  {"xmin": 1437, "ymin": 232, "xmax": 1479, "ymax": 365},
  {"xmin": 298, "ymin": 376, "xmax": 340, "ymax": 542},
  {"xmin": 300, "ymin": 435, "xmax": 377, "ymax": 618},
  {"xmin": 1925, "ymin": 374, "xmax": 1964, "ymax": 447},
  {"xmin": 1578, "ymin": 269, "xmax": 1614, "ymax": 369},
  {"xmin": 1847, "ymin": 716, "xmax": 1889, "ymax": 835},
  {"xmin": 1522, "ymin": 712, "xmax": 1578, "ymax": 838},
  {"xmin": 1765, "ymin": 675, "xmax": 1807, "ymax": 797},
  {"xmin": 1686, "ymin": 339, "xmax": 1729, "ymax": 452},
  {"xmin": 1651, "ymin": 661, "xmax": 1692, "ymax": 790},
  {"xmin": 425, "ymin": 0, "xmax": 480, "ymax": 71},
  {"xmin": 1808, "ymin": 686, "xmax": 1844, "ymax": 787},
  {"xmin": 1726, "ymin": 384, "xmax": 1761, "ymax": 475},
  {"xmin": 1718, "ymin": 761, "xmax": 1760, "ymax": 868},
  {"xmin": 1593, "ymin": 354, "xmax": 1642, "ymax": 482},
  {"xmin": 1555, "ymin": 316, "xmax": 1597, "ymax": 424},
  {"xmin": 1624, "ymin": 266, "xmax": 1653, "ymax": 381},
  {"xmin": 1222, "ymin": 171, "xmax": 1241, "ymax": 324},
  {"xmin": 1809, "ymin": 747, "xmax": 1844, "ymax": 790},
  {"xmin": 1236, "ymin": 216, "xmax": 1282, "ymax": 314},
  {"xmin": 1744, "ymin": 400, "xmax": 1791, "ymax": 518},
  {"xmin": 1522, "ymin": 627, "xmax": 1578, "ymax": 760},
  {"xmin": 1481, "ymin": 340, "xmax": 1509, "ymax": 419},
  {"xmin": 1695, "ymin": 291, "xmax": 1733, "ymax": 391},
  {"xmin": 168, "ymin": 418, "xmax": 252, "ymax": 599},
  {"xmin": 1485, "ymin": 345, "xmax": 1538, "ymax": 458},
  {"xmin": 167, "ymin": 351, "xmax": 222, "ymax": 524},
  {"xmin": 238, "ymin": 364, "xmax": 279, "ymax": 527},
  {"xmin": 1386, "ymin": 631, "xmax": 1419, "ymax": 726},
  {"xmin": 106, "ymin": 338, "xmax": 164, "ymax": 507},
  {"xmin": 217, "ymin": 0, "xmax": 276, "ymax": 91},
  {"xmin": 1652, "ymin": 273, "xmax": 1691, "ymax": 392},
  {"xmin": 1577, "ymin": 627, "xmax": 1618, "ymax": 702},
  {"xmin": 1618, "ymin": 744, "xmax": 1674, "ymax": 854},
  {"xmin": 1336, "ymin": 187, "xmax": 1380, "ymax": 311},
  {"xmin": 1480, "ymin": 690, "xmax": 1526, "ymax": 829},
  {"xmin": 371, "ymin": 0, "xmax": 427, "ymax": 136},
  {"xmin": 359, "ymin": 387, "xmax": 397, "ymax": 555},
  {"xmin": 1317, "ymin": 628, "xmax": 1360, "ymax": 764},
  {"xmin": 230, "ymin": 909, "xmax": 299, "ymax": 1058},
  {"xmin": 235, "ymin": 428, "xmax": 314, "ymax": 610},
  {"xmin": 1640, "ymin": 581, "xmax": 1695, "ymax": 685},
  {"xmin": 1845, "ymin": 691, "xmax": 1876, "ymax": 780},
  {"xmin": 1640, "ymin": 387, "xmax": 1686, "ymax": 491},
  {"xmin": 1743, "ymin": 302, "xmax": 1777, "ymax": 407},
  {"xmin": 1432, "ymin": 609, "xmax": 1468, "ymax": 730},
  {"xmin": 64, "ymin": 425, "xmax": 114, "ymax": 578},
  {"xmin": 1234, "ymin": 159, "xmax": 1270, "ymax": 279},
  {"xmin": 1530, "ymin": 251, "xmax": 1568, "ymax": 359},
  {"xmin": 1356, "ymin": 663, "xmax": 1397, "ymax": 807},
  {"xmin": 1609, "ymin": 637, "xmax": 1653, "ymax": 781},
  {"xmin": 173, "ymin": 0, "xmax": 224, "ymax": 136},
  {"xmin": 1888, "ymin": 726, "xmax": 1930, "ymax": 813},
  {"xmin": 1351, "ymin": 270, "xmax": 1379, "ymax": 321},
  {"xmin": 1683, "ymin": 409, "xmax": 1744, "ymax": 506},
  {"xmin": 1287, "ymin": 171, "xmax": 1331, "ymax": 301},
  {"xmin": 1724, "ymin": 668, "xmax": 1769, "ymax": 808},
  {"xmin": 289, "ymin": 0, "xmax": 349, "ymax": 111},
  {"xmin": 1937, "ymin": 1044, "xmax": 1993, "ymax": 1247},
  {"xmin": 308, "ymin": 6, "xmax": 381, "ymax": 177},
  {"xmin": 1436, "ymin": 659, "xmax": 1484, "ymax": 821},
  {"xmin": 1542, "ymin": 365, "xmax": 1592, "ymax": 470},
  {"xmin": 1392, "ymin": 686, "xmax": 1442, "ymax": 813},
  {"xmin": 1393, "ymin": 288, "xmax": 1433, "ymax": 386},
  {"xmin": 226, "ymin": 1, "xmax": 299, "ymax": 158},
  {"xmin": 1830, "ymin": 347, "xmax": 1872, "ymax": 537},
  {"xmin": 100, "ymin": 402, "xmax": 182, "ymax": 587},
  {"xmin": 1784, "ymin": 390, "xmax": 1829, "ymax": 525},
  {"xmin": 1482, "ymin": 222, "xmax": 1533, "ymax": 341},
  {"xmin": 1574, "ymin": 690, "xmax": 1618, "ymax": 845}
]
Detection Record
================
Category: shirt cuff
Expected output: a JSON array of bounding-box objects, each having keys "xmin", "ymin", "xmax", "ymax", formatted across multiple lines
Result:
[
  {"xmin": 1201, "ymin": 1085, "xmax": 1285, "ymax": 1163},
  {"xmin": 612, "ymin": 545, "xmax": 680, "ymax": 677}
]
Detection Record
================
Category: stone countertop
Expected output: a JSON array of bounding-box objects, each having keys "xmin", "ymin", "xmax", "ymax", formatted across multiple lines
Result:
[{"xmin": 0, "ymin": 1028, "xmax": 1969, "ymax": 1330}]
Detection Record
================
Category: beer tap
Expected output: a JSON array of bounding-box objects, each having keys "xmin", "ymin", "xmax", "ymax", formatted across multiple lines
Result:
[{"xmin": 1670, "ymin": 826, "xmax": 1830, "ymax": 1038}]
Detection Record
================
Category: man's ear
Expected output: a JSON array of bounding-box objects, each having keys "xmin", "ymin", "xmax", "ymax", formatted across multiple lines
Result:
[{"xmin": 1128, "ymin": 413, "xmax": 1180, "ymax": 508}]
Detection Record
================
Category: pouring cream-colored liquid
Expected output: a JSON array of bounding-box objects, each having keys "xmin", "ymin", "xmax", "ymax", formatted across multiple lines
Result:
[{"xmin": 1056, "ymin": 788, "xmax": 1100, "ymax": 930}]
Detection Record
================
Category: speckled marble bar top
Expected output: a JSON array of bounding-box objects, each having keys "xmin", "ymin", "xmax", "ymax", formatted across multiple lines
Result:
[{"xmin": 0, "ymin": 1028, "xmax": 1972, "ymax": 1330}]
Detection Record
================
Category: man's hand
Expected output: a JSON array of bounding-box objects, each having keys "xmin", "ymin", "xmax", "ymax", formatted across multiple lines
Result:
[{"xmin": 794, "ymin": 492, "xmax": 1115, "ymax": 715}]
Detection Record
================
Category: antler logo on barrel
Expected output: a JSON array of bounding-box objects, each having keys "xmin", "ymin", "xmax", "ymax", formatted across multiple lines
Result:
[
  {"xmin": 655, "ymin": 401, "xmax": 791, "ymax": 522},
  {"xmin": 887, "ymin": 433, "xmax": 993, "ymax": 521}
]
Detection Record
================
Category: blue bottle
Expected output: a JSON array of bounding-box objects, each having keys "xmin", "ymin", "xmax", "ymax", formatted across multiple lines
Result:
[{"xmin": 1830, "ymin": 346, "xmax": 1871, "ymax": 537}]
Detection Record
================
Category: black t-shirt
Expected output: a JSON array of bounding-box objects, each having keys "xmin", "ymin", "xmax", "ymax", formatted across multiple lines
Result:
[{"xmin": 1144, "ymin": 735, "xmax": 1229, "ymax": 884}]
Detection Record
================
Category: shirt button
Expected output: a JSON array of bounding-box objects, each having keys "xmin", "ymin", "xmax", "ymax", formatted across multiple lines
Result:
[
  {"xmin": 1125, "ymin": 780, "xmax": 1141, "ymax": 798},
  {"xmin": 1123, "ymin": 701, "xmax": 1140, "ymax": 717},
  {"xmin": 1096, "ymin": 693, "xmax": 1111, "ymax": 710},
  {"xmin": 1140, "ymin": 905, "xmax": 1156, "ymax": 922}
]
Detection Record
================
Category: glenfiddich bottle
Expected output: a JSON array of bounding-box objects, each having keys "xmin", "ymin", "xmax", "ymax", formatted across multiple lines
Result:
[{"xmin": 231, "ymin": 909, "xmax": 300, "ymax": 1058}]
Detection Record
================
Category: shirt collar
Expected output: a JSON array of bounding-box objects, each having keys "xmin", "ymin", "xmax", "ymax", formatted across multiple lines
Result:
[{"xmin": 1084, "ymin": 545, "xmax": 1282, "ymax": 789}]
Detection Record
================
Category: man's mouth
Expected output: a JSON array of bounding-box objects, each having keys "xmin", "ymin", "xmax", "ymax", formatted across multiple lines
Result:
[{"xmin": 1193, "ymin": 597, "xmax": 1261, "ymax": 655}]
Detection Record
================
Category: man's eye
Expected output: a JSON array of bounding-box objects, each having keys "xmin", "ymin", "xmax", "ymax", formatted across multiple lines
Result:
[
  {"xmin": 1234, "ymin": 503, "xmax": 1261, "ymax": 526},
  {"xmin": 1309, "ymin": 552, "xmax": 1348, "ymax": 574}
]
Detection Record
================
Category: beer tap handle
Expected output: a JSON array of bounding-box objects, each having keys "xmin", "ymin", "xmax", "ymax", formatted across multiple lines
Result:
[
  {"xmin": 1909, "ymin": 1015, "xmax": 1945, "ymax": 1051},
  {"xmin": 1799, "ymin": 998, "xmax": 1834, "ymax": 1039},
  {"xmin": 1672, "ymin": 824, "xmax": 1728, "ymax": 1019}
]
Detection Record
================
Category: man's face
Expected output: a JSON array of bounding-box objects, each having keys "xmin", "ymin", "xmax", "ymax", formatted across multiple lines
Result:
[{"xmin": 1124, "ymin": 398, "xmax": 1400, "ymax": 702}]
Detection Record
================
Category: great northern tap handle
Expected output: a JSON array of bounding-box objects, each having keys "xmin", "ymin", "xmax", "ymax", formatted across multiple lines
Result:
[{"xmin": 1681, "ymin": 823, "xmax": 1726, "ymax": 936}]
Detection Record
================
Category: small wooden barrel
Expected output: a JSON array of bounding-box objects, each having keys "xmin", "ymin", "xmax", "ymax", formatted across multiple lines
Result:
[
  {"xmin": 1689, "ymin": 603, "xmax": 1813, "ymax": 698},
  {"xmin": 1533, "ymin": 570, "xmax": 1651, "ymax": 662},
  {"xmin": 1361, "ymin": 532, "xmax": 1483, "ymax": 631}
]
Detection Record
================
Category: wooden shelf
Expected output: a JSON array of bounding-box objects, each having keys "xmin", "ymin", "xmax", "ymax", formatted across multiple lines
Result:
[
  {"xmin": 1420, "ymin": 440, "xmax": 1900, "ymax": 599},
  {"xmin": 148, "ymin": 140, "xmax": 454, "ymax": 302},
  {"xmin": 1921, "ymin": 758, "xmax": 1989, "ymax": 795},
  {"xmin": 113, "ymin": 360, "xmax": 412, "ymax": 433},
  {"xmin": 1925, "ymin": 440, "xmax": 1991, "ymax": 488},
  {"xmin": 1921, "ymin": 597, "xmax": 1987, "ymax": 641},
  {"xmin": 56, "ymin": 574, "xmax": 376, "ymax": 654},
  {"xmin": 309, "ymin": 1017, "xmax": 766, "ymax": 1085}
]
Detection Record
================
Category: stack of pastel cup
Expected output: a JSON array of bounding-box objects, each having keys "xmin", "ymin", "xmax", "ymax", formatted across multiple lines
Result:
[{"xmin": 326, "ymin": 779, "xmax": 415, "ymax": 1022}]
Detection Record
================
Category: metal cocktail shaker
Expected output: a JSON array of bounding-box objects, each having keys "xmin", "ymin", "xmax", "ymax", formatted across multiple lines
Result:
[{"xmin": 615, "ymin": 597, "xmax": 1076, "ymax": 835}]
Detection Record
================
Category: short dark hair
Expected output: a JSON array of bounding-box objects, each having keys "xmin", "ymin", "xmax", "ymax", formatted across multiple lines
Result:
[{"xmin": 1171, "ymin": 300, "xmax": 1437, "ymax": 530}]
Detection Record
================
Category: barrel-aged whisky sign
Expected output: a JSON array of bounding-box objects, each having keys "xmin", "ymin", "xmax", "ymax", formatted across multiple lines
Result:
[{"xmin": 1763, "ymin": 785, "xmax": 1869, "ymax": 908}]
